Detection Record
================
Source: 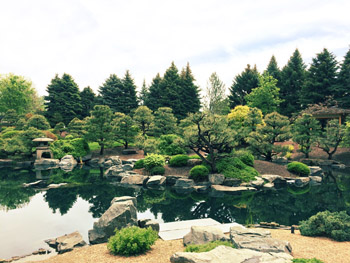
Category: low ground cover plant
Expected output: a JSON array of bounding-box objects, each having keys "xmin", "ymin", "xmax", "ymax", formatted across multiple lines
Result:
[
  {"xmin": 107, "ymin": 226, "xmax": 158, "ymax": 256},
  {"xmin": 287, "ymin": 161, "xmax": 310, "ymax": 176},
  {"xmin": 169, "ymin": 154, "xmax": 190, "ymax": 167},
  {"xmin": 233, "ymin": 150, "xmax": 255, "ymax": 167},
  {"xmin": 216, "ymin": 157, "xmax": 258, "ymax": 182},
  {"xmin": 150, "ymin": 166, "xmax": 165, "ymax": 175},
  {"xmin": 189, "ymin": 165, "xmax": 209, "ymax": 182},
  {"xmin": 184, "ymin": 240, "xmax": 235, "ymax": 252},
  {"xmin": 299, "ymin": 210, "xmax": 350, "ymax": 241},
  {"xmin": 292, "ymin": 259, "xmax": 324, "ymax": 263}
]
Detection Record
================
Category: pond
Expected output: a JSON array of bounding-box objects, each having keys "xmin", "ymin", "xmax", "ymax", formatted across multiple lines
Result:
[{"xmin": 1, "ymin": 166, "xmax": 350, "ymax": 259}]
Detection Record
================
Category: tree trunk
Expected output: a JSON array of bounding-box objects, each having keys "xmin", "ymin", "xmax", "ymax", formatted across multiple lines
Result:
[
  {"xmin": 100, "ymin": 144, "xmax": 104, "ymax": 155},
  {"xmin": 125, "ymin": 141, "xmax": 128, "ymax": 149}
]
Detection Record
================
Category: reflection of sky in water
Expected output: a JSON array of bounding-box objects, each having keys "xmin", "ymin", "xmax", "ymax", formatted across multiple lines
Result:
[{"xmin": 0, "ymin": 192, "xmax": 161, "ymax": 259}]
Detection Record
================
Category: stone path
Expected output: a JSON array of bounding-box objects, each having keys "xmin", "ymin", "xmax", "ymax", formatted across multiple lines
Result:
[{"xmin": 159, "ymin": 218, "xmax": 240, "ymax": 240}]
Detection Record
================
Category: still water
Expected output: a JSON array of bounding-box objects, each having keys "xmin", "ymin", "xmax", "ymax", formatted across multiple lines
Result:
[{"xmin": 0, "ymin": 167, "xmax": 349, "ymax": 259}]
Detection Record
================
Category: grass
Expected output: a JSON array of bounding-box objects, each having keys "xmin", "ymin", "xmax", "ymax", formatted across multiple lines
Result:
[{"xmin": 184, "ymin": 240, "xmax": 235, "ymax": 253}]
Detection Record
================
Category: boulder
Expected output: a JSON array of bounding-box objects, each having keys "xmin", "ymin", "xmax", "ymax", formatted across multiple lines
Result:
[
  {"xmin": 211, "ymin": 185, "xmax": 257, "ymax": 195},
  {"xmin": 104, "ymin": 166, "xmax": 124, "ymax": 178},
  {"xmin": 230, "ymin": 225, "xmax": 292, "ymax": 255},
  {"xmin": 294, "ymin": 177, "xmax": 310, "ymax": 187},
  {"xmin": 34, "ymin": 158, "xmax": 59, "ymax": 168},
  {"xmin": 309, "ymin": 166, "xmax": 323, "ymax": 177},
  {"xmin": 309, "ymin": 176, "xmax": 322, "ymax": 184},
  {"xmin": 47, "ymin": 183, "xmax": 67, "ymax": 189},
  {"xmin": 263, "ymin": 182, "xmax": 275, "ymax": 189},
  {"xmin": 86, "ymin": 158, "xmax": 104, "ymax": 168},
  {"xmin": 122, "ymin": 164, "xmax": 134, "ymax": 171},
  {"xmin": 208, "ymin": 174, "xmax": 225, "ymax": 185},
  {"xmin": 46, "ymin": 231, "xmax": 86, "ymax": 254},
  {"xmin": 170, "ymin": 246, "xmax": 293, "ymax": 263},
  {"xmin": 145, "ymin": 220, "xmax": 160, "ymax": 233},
  {"xmin": 261, "ymin": 174, "xmax": 284, "ymax": 183},
  {"xmin": 59, "ymin": 155, "xmax": 78, "ymax": 171},
  {"xmin": 111, "ymin": 196, "xmax": 137, "ymax": 206},
  {"xmin": 174, "ymin": 178, "xmax": 195, "ymax": 189},
  {"xmin": 250, "ymin": 177, "xmax": 265, "ymax": 188},
  {"xmin": 187, "ymin": 159, "xmax": 202, "ymax": 167},
  {"xmin": 147, "ymin": 175, "xmax": 166, "ymax": 186},
  {"xmin": 183, "ymin": 226, "xmax": 228, "ymax": 246},
  {"xmin": 166, "ymin": 175, "xmax": 185, "ymax": 185},
  {"xmin": 122, "ymin": 159, "xmax": 137, "ymax": 165},
  {"xmin": 120, "ymin": 174, "xmax": 147, "ymax": 185},
  {"xmin": 223, "ymin": 178, "xmax": 242, "ymax": 187},
  {"xmin": 88, "ymin": 197, "xmax": 137, "ymax": 244},
  {"xmin": 193, "ymin": 182, "xmax": 210, "ymax": 193}
]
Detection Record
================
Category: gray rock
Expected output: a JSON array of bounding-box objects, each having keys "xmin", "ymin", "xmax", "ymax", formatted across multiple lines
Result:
[
  {"xmin": 309, "ymin": 166, "xmax": 323, "ymax": 176},
  {"xmin": 81, "ymin": 154, "xmax": 92, "ymax": 162},
  {"xmin": 54, "ymin": 231, "xmax": 86, "ymax": 254},
  {"xmin": 294, "ymin": 177, "xmax": 310, "ymax": 187},
  {"xmin": 166, "ymin": 175, "xmax": 185, "ymax": 185},
  {"xmin": 230, "ymin": 225, "xmax": 292, "ymax": 255},
  {"xmin": 86, "ymin": 158, "xmax": 103, "ymax": 168},
  {"xmin": 223, "ymin": 178, "xmax": 242, "ymax": 187},
  {"xmin": 120, "ymin": 174, "xmax": 146, "ymax": 185},
  {"xmin": 211, "ymin": 185, "xmax": 257, "ymax": 195},
  {"xmin": 183, "ymin": 226, "xmax": 228, "ymax": 246},
  {"xmin": 104, "ymin": 166, "xmax": 124, "ymax": 178},
  {"xmin": 59, "ymin": 155, "xmax": 77, "ymax": 171},
  {"xmin": 174, "ymin": 178, "xmax": 195, "ymax": 189},
  {"xmin": 194, "ymin": 183, "xmax": 210, "ymax": 193},
  {"xmin": 147, "ymin": 175, "xmax": 166, "ymax": 186},
  {"xmin": 187, "ymin": 159, "xmax": 202, "ymax": 167},
  {"xmin": 332, "ymin": 163, "xmax": 346, "ymax": 169},
  {"xmin": 122, "ymin": 149, "xmax": 138, "ymax": 155},
  {"xmin": 123, "ymin": 164, "xmax": 134, "ymax": 171},
  {"xmin": 138, "ymin": 218, "xmax": 151, "ymax": 228},
  {"xmin": 104, "ymin": 156, "xmax": 122, "ymax": 168},
  {"xmin": 144, "ymin": 220, "xmax": 160, "ymax": 233},
  {"xmin": 34, "ymin": 158, "xmax": 59, "ymax": 168},
  {"xmin": 88, "ymin": 198, "xmax": 137, "ymax": 244},
  {"xmin": 251, "ymin": 177, "xmax": 265, "ymax": 188},
  {"xmin": 111, "ymin": 196, "xmax": 137, "ymax": 206},
  {"xmin": 0, "ymin": 159, "xmax": 14, "ymax": 167},
  {"xmin": 47, "ymin": 183, "xmax": 67, "ymax": 189},
  {"xmin": 208, "ymin": 174, "xmax": 225, "ymax": 185},
  {"xmin": 261, "ymin": 174, "xmax": 284, "ymax": 183},
  {"xmin": 309, "ymin": 176, "xmax": 322, "ymax": 184},
  {"xmin": 22, "ymin": 180, "xmax": 44, "ymax": 188},
  {"xmin": 263, "ymin": 182, "xmax": 275, "ymax": 189},
  {"xmin": 122, "ymin": 159, "xmax": 138, "ymax": 165},
  {"xmin": 170, "ymin": 246, "xmax": 292, "ymax": 263}
]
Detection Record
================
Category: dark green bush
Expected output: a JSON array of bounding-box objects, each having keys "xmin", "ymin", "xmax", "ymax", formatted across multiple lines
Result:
[
  {"xmin": 185, "ymin": 240, "xmax": 235, "ymax": 253},
  {"xmin": 292, "ymin": 259, "xmax": 324, "ymax": 263},
  {"xmin": 169, "ymin": 154, "xmax": 190, "ymax": 167},
  {"xmin": 158, "ymin": 134, "xmax": 186, "ymax": 155},
  {"xmin": 233, "ymin": 150, "xmax": 254, "ymax": 167},
  {"xmin": 189, "ymin": 165, "xmax": 209, "ymax": 182},
  {"xmin": 50, "ymin": 138, "xmax": 90, "ymax": 159},
  {"xmin": 144, "ymin": 153, "xmax": 165, "ymax": 171},
  {"xmin": 150, "ymin": 166, "xmax": 165, "ymax": 175},
  {"xmin": 134, "ymin": 159, "xmax": 144, "ymax": 169},
  {"xmin": 107, "ymin": 226, "xmax": 158, "ymax": 256},
  {"xmin": 299, "ymin": 211, "xmax": 350, "ymax": 241},
  {"xmin": 216, "ymin": 157, "xmax": 258, "ymax": 182},
  {"xmin": 287, "ymin": 161, "xmax": 310, "ymax": 176}
]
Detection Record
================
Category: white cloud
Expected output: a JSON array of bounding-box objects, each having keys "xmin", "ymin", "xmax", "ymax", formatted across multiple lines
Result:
[{"xmin": 0, "ymin": 0, "xmax": 349, "ymax": 96}]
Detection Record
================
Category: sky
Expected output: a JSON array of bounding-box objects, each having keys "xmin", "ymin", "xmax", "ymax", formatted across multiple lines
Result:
[{"xmin": 0, "ymin": 0, "xmax": 349, "ymax": 97}]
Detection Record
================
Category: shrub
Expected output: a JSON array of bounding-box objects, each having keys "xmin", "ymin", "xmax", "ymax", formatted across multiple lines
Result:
[
  {"xmin": 158, "ymin": 134, "xmax": 186, "ymax": 155},
  {"xmin": 107, "ymin": 226, "xmax": 158, "ymax": 256},
  {"xmin": 26, "ymin": 114, "xmax": 51, "ymax": 130},
  {"xmin": 216, "ymin": 157, "xmax": 258, "ymax": 182},
  {"xmin": 144, "ymin": 153, "xmax": 165, "ymax": 171},
  {"xmin": 233, "ymin": 150, "xmax": 254, "ymax": 167},
  {"xmin": 134, "ymin": 159, "xmax": 144, "ymax": 169},
  {"xmin": 1, "ymin": 129, "xmax": 20, "ymax": 139},
  {"xmin": 287, "ymin": 161, "xmax": 310, "ymax": 176},
  {"xmin": 143, "ymin": 138, "xmax": 160, "ymax": 155},
  {"xmin": 150, "ymin": 166, "xmax": 165, "ymax": 175},
  {"xmin": 299, "ymin": 211, "xmax": 350, "ymax": 241},
  {"xmin": 189, "ymin": 165, "xmax": 209, "ymax": 182},
  {"xmin": 185, "ymin": 240, "xmax": 235, "ymax": 253},
  {"xmin": 169, "ymin": 154, "xmax": 190, "ymax": 167},
  {"xmin": 292, "ymin": 259, "xmax": 324, "ymax": 263},
  {"xmin": 189, "ymin": 155, "xmax": 201, "ymax": 159},
  {"xmin": 50, "ymin": 138, "xmax": 90, "ymax": 159}
]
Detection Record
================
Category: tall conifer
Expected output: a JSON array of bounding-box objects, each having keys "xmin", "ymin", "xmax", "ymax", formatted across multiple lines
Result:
[{"xmin": 336, "ymin": 48, "xmax": 350, "ymax": 108}]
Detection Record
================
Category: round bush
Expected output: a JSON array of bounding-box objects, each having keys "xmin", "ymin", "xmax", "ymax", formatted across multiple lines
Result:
[
  {"xmin": 134, "ymin": 159, "xmax": 144, "ymax": 169},
  {"xmin": 107, "ymin": 226, "xmax": 158, "ymax": 256},
  {"xmin": 189, "ymin": 165, "xmax": 209, "ymax": 182},
  {"xmin": 150, "ymin": 166, "xmax": 165, "ymax": 175},
  {"xmin": 233, "ymin": 150, "xmax": 254, "ymax": 167},
  {"xmin": 169, "ymin": 154, "xmax": 190, "ymax": 167},
  {"xmin": 143, "ymin": 153, "xmax": 165, "ymax": 171},
  {"xmin": 158, "ymin": 134, "xmax": 186, "ymax": 155},
  {"xmin": 287, "ymin": 161, "xmax": 310, "ymax": 176}
]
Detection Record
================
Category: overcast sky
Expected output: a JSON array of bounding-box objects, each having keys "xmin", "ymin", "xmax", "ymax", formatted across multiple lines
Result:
[{"xmin": 0, "ymin": 0, "xmax": 349, "ymax": 97}]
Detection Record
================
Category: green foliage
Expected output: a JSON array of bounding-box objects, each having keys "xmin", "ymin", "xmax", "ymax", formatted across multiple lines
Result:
[
  {"xmin": 1, "ymin": 129, "xmax": 20, "ymax": 139},
  {"xmin": 299, "ymin": 211, "xmax": 350, "ymax": 241},
  {"xmin": 26, "ymin": 114, "xmax": 51, "ymax": 130},
  {"xmin": 107, "ymin": 226, "xmax": 158, "ymax": 256},
  {"xmin": 246, "ymin": 74, "xmax": 282, "ymax": 115},
  {"xmin": 169, "ymin": 154, "xmax": 190, "ymax": 167},
  {"xmin": 133, "ymin": 106, "xmax": 154, "ymax": 135},
  {"xmin": 144, "ymin": 154, "xmax": 165, "ymax": 171},
  {"xmin": 112, "ymin": 112, "xmax": 138, "ymax": 149},
  {"xmin": 216, "ymin": 157, "xmax": 258, "ymax": 182},
  {"xmin": 2, "ymin": 109, "xmax": 19, "ymax": 126},
  {"xmin": 292, "ymin": 259, "xmax": 324, "ymax": 263},
  {"xmin": 336, "ymin": 48, "xmax": 350, "ymax": 108},
  {"xmin": 150, "ymin": 166, "xmax": 165, "ymax": 175},
  {"xmin": 134, "ymin": 159, "xmax": 144, "ymax": 169},
  {"xmin": 150, "ymin": 107, "xmax": 178, "ymax": 137},
  {"xmin": 142, "ymin": 137, "xmax": 160, "ymax": 155},
  {"xmin": 189, "ymin": 165, "xmax": 209, "ymax": 182},
  {"xmin": 68, "ymin": 117, "xmax": 86, "ymax": 138},
  {"xmin": 158, "ymin": 134, "xmax": 186, "ymax": 155},
  {"xmin": 80, "ymin": 86, "xmax": 96, "ymax": 119},
  {"xmin": 287, "ymin": 162, "xmax": 310, "ymax": 176},
  {"xmin": 233, "ymin": 150, "xmax": 254, "ymax": 167},
  {"xmin": 204, "ymin": 72, "xmax": 227, "ymax": 114},
  {"xmin": 184, "ymin": 240, "xmax": 235, "ymax": 253},
  {"xmin": 51, "ymin": 138, "xmax": 90, "ymax": 159}
]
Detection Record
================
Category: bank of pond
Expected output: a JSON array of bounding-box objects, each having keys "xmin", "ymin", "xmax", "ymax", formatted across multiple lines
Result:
[{"xmin": 0, "ymin": 166, "xmax": 350, "ymax": 259}]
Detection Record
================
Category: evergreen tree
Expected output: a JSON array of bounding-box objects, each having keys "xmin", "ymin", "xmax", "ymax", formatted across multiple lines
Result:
[
  {"xmin": 45, "ymin": 73, "xmax": 82, "ymax": 126},
  {"xmin": 150, "ymin": 107, "xmax": 177, "ymax": 137},
  {"xmin": 145, "ymin": 73, "xmax": 163, "ymax": 111},
  {"xmin": 336, "ymin": 48, "xmax": 350, "ymax": 108},
  {"xmin": 279, "ymin": 49, "xmax": 306, "ymax": 116},
  {"xmin": 229, "ymin": 64, "xmax": 260, "ymax": 108},
  {"xmin": 138, "ymin": 79, "xmax": 149, "ymax": 106},
  {"xmin": 265, "ymin": 55, "xmax": 281, "ymax": 84},
  {"xmin": 113, "ymin": 112, "xmax": 138, "ymax": 149},
  {"xmin": 68, "ymin": 117, "xmax": 86, "ymax": 137},
  {"xmin": 133, "ymin": 105, "xmax": 154, "ymax": 135},
  {"xmin": 301, "ymin": 48, "xmax": 339, "ymax": 107},
  {"xmin": 80, "ymin": 86, "xmax": 96, "ymax": 119},
  {"xmin": 121, "ymin": 70, "xmax": 139, "ymax": 114},
  {"xmin": 204, "ymin": 72, "xmax": 227, "ymax": 114}
]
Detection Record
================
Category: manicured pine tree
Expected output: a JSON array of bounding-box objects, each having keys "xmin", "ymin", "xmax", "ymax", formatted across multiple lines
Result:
[
  {"xmin": 301, "ymin": 48, "xmax": 339, "ymax": 108},
  {"xmin": 229, "ymin": 64, "xmax": 260, "ymax": 108},
  {"xmin": 265, "ymin": 55, "xmax": 281, "ymax": 85},
  {"xmin": 45, "ymin": 73, "xmax": 82, "ymax": 126},
  {"xmin": 80, "ymin": 86, "xmax": 96, "ymax": 119},
  {"xmin": 335, "ymin": 48, "xmax": 350, "ymax": 108},
  {"xmin": 279, "ymin": 49, "xmax": 306, "ymax": 117},
  {"xmin": 144, "ymin": 73, "xmax": 163, "ymax": 112}
]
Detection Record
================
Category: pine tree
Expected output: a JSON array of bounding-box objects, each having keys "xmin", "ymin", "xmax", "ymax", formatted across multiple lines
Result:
[
  {"xmin": 80, "ymin": 86, "xmax": 96, "ymax": 119},
  {"xmin": 45, "ymin": 73, "xmax": 82, "ymax": 126},
  {"xmin": 229, "ymin": 64, "xmax": 260, "ymax": 108},
  {"xmin": 138, "ymin": 79, "xmax": 149, "ymax": 106},
  {"xmin": 336, "ymin": 48, "xmax": 350, "ymax": 108},
  {"xmin": 265, "ymin": 55, "xmax": 281, "ymax": 84},
  {"xmin": 144, "ymin": 73, "xmax": 163, "ymax": 111},
  {"xmin": 279, "ymin": 49, "xmax": 306, "ymax": 117},
  {"xmin": 204, "ymin": 72, "xmax": 227, "ymax": 114},
  {"xmin": 121, "ymin": 70, "xmax": 139, "ymax": 114},
  {"xmin": 301, "ymin": 48, "xmax": 339, "ymax": 107}
]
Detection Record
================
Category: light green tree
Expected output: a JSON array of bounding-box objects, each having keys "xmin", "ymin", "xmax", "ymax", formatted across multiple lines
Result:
[
  {"xmin": 113, "ymin": 112, "xmax": 138, "ymax": 149},
  {"xmin": 26, "ymin": 114, "xmax": 51, "ymax": 130},
  {"xmin": 133, "ymin": 106, "xmax": 154, "ymax": 135},
  {"xmin": 204, "ymin": 72, "xmax": 228, "ymax": 114},
  {"xmin": 150, "ymin": 107, "xmax": 178, "ymax": 137},
  {"xmin": 68, "ymin": 117, "xmax": 86, "ymax": 138}
]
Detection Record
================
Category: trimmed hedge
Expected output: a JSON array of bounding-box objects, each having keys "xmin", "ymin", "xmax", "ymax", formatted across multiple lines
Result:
[
  {"xmin": 299, "ymin": 211, "xmax": 350, "ymax": 241},
  {"xmin": 189, "ymin": 165, "xmax": 209, "ymax": 182},
  {"xmin": 134, "ymin": 159, "xmax": 144, "ymax": 169},
  {"xmin": 144, "ymin": 153, "xmax": 165, "ymax": 171},
  {"xmin": 233, "ymin": 150, "xmax": 254, "ymax": 167},
  {"xmin": 150, "ymin": 166, "xmax": 165, "ymax": 175},
  {"xmin": 107, "ymin": 226, "xmax": 158, "ymax": 256},
  {"xmin": 169, "ymin": 154, "xmax": 190, "ymax": 167},
  {"xmin": 216, "ymin": 157, "xmax": 258, "ymax": 182},
  {"xmin": 287, "ymin": 161, "xmax": 310, "ymax": 176}
]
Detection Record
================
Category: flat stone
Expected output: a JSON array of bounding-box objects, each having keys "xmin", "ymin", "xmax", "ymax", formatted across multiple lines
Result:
[
  {"xmin": 250, "ymin": 177, "xmax": 265, "ymax": 188},
  {"xmin": 174, "ymin": 178, "xmax": 195, "ymax": 189},
  {"xmin": 309, "ymin": 166, "xmax": 323, "ymax": 176},
  {"xmin": 166, "ymin": 175, "xmax": 185, "ymax": 185},
  {"xmin": 147, "ymin": 175, "xmax": 166, "ymax": 186},
  {"xmin": 122, "ymin": 164, "xmax": 134, "ymax": 171},
  {"xmin": 22, "ymin": 180, "xmax": 44, "ymax": 188},
  {"xmin": 211, "ymin": 185, "xmax": 257, "ymax": 195},
  {"xmin": 183, "ymin": 226, "xmax": 228, "ymax": 246},
  {"xmin": 34, "ymin": 158, "xmax": 59, "ymax": 168},
  {"xmin": 309, "ymin": 176, "xmax": 322, "ymax": 184},
  {"xmin": 122, "ymin": 149, "xmax": 138, "ymax": 155},
  {"xmin": 145, "ymin": 220, "xmax": 160, "ymax": 233},
  {"xmin": 261, "ymin": 174, "xmax": 285, "ymax": 183},
  {"xmin": 209, "ymin": 174, "xmax": 225, "ymax": 185},
  {"xmin": 263, "ymin": 182, "xmax": 275, "ymax": 189},
  {"xmin": 55, "ymin": 231, "xmax": 86, "ymax": 254},
  {"xmin": 120, "ymin": 174, "xmax": 146, "ymax": 185},
  {"xmin": 223, "ymin": 178, "xmax": 242, "ymax": 187},
  {"xmin": 294, "ymin": 177, "xmax": 310, "ymax": 187},
  {"xmin": 47, "ymin": 183, "xmax": 67, "ymax": 189},
  {"xmin": 111, "ymin": 196, "xmax": 137, "ymax": 206}
]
